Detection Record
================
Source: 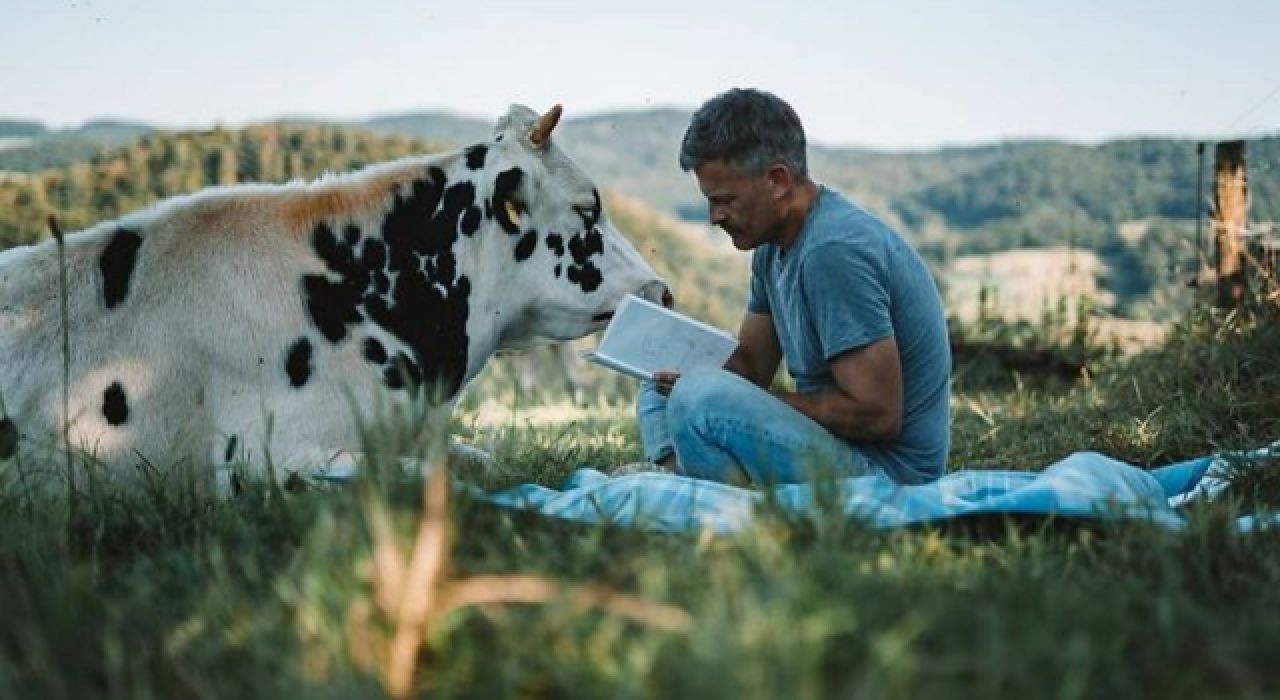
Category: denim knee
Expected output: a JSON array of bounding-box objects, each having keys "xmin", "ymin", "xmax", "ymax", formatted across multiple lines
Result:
[{"xmin": 667, "ymin": 368, "xmax": 746, "ymax": 432}]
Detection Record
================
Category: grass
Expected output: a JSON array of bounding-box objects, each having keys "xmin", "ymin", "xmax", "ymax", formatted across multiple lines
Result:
[{"xmin": 2, "ymin": 304, "xmax": 1279, "ymax": 699}]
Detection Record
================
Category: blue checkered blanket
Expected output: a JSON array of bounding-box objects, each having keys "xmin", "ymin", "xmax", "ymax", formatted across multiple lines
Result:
[{"xmin": 481, "ymin": 443, "xmax": 1280, "ymax": 534}]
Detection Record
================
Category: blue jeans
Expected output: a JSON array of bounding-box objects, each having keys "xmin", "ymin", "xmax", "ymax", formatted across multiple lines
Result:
[{"xmin": 636, "ymin": 367, "xmax": 877, "ymax": 486}]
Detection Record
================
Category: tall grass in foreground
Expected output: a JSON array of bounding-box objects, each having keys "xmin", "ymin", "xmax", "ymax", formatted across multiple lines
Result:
[{"xmin": 1, "ymin": 304, "xmax": 1278, "ymax": 699}]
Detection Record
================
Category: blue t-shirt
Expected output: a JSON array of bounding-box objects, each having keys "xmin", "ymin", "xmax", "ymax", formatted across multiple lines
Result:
[{"xmin": 747, "ymin": 186, "xmax": 951, "ymax": 483}]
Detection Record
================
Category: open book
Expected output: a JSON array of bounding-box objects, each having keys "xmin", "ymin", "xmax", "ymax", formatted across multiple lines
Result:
[{"xmin": 582, "ymin": 295, "xmax": 738, "ymax": 382}]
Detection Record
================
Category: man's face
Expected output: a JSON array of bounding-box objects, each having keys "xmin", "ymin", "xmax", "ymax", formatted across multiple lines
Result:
[{"xmin": 693, "ymin": 159, "xmax": 783, "ymax": 251}]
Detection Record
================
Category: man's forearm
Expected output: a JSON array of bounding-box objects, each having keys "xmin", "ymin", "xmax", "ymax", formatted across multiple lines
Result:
[
  {"xmin": 724, "ymin": 346, "xmax": 771, "ymax": 388},
  {"xmin": 774, "ymin": 389, "xmax": 900, "ymax": 442}
]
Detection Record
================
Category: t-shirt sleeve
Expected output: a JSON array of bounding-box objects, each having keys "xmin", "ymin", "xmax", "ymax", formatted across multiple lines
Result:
[
  {"xmin": 801, "ymin": 241, "xmax": 893, "ymax": 360},
  {"xmin": 746, "ymin": 249, "xmax": 772, "ymax": 315}
]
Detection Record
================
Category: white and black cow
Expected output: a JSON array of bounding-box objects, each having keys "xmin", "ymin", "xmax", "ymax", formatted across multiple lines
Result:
[{"xmin": 0, "ymin": 104, "xmax": 668, "ymax": 492}]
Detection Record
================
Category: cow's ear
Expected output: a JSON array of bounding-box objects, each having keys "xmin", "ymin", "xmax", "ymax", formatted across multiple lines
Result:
[{"xmin": 529, "ymin": 104, "xmax": 563, "ymax": 150}]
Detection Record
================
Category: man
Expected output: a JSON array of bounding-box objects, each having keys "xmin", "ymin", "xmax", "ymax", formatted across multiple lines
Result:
[{"xmin": 635, "ymin": 88, "xmax": 951, "ymax": 486}]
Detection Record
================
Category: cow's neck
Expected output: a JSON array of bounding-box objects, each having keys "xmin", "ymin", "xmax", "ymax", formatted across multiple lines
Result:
[{"xmin": 303, "ymin": 151, "xmax": 499, "ymax": 402}]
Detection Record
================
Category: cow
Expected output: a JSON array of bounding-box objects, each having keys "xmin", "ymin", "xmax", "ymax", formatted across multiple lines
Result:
[{"xmin": 0, "ymin": 104, "xmax": 669, "ymax": 495}]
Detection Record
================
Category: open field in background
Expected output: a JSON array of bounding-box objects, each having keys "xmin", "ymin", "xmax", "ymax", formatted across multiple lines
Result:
[
  {"xmin": 945, "ymin": 246, "xmax": 1175, "ymax": 354},
  {"xmin": 947, "ymin": 247, "xmax": 1118, "ymax": 323}
]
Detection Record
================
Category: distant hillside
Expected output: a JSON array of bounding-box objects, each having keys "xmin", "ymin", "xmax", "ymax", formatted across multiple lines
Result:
[
  {"xmin": 7, "ymin": 113, "xmax": 1276, "ymax": 257},
  {"xmin": 356, "ymin": 108, "xmax": 701, "ymax": 217},
  {"xmin": 4, "ymin": 109, "xmax": 1276, "ymax": 320},
  {"xmin": 0, "ymin": 123, "xmax": 432, "ymax": 247},
  {"xmin": 359, "ymin": 111, "xmax": 492, "ymax": 149},
  {"xmin": 342, "ymin": 108, "xmax": 1279, "ymax": 248},
  {"xmin": 0, "ymin": 119, "xmax": 47, "ymax": 139},
  {"xmin": 0, "ymin": 119, "xmax": 152, "ymax": 173}
]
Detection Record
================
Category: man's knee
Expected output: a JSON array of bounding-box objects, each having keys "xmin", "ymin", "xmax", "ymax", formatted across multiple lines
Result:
[{"xmin": 668, "ymin": 368, "xmax": 750, "ymax": 426}]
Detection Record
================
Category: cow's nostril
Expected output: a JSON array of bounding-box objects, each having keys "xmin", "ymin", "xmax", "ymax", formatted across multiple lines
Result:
[{"xmin": 637, "ymin": 280, "xmax": 672, "ymax": 308}]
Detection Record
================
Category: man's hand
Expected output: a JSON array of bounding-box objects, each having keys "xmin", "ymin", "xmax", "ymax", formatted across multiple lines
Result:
[{"xmin": 652, "ymin": 371, "xmax": 681, "ymax": 397}]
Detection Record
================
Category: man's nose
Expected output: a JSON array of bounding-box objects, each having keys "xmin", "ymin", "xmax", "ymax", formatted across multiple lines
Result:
[{"xmin": 709, "ymin": 204, "xmax": 727, "ymax": 225}]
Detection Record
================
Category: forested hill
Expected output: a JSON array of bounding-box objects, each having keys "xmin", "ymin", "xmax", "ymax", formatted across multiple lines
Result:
[
  {"xmin": 0, "ymin": 119, "xmax": 151, "ymax": 173},
  {"xmin": 0, "ymin": 123, "xmax": 431, "ymax": 246},
  {"xmin": 349, "ymin": 109, "xmax": 1280, "ymax": 259},
  {"xmin": 4, "ymin": 111, "xmax": 1276, "ymax": 260}
]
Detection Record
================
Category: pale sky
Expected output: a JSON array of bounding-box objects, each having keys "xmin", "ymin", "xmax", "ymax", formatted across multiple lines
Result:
[{"xmin": 2, "ymin": 0, "xmax": 1278, "ymax": 150}]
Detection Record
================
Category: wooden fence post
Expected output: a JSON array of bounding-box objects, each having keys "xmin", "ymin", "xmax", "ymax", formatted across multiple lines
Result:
[{"xmin": 1212, "ymin": 141, "xmax": 1248, "ymax": 308}]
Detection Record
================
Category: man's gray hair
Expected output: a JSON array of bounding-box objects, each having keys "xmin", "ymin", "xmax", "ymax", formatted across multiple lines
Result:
[{"xmin": 679, "ymin": 88, "xmax": 809, "ymax": 178}]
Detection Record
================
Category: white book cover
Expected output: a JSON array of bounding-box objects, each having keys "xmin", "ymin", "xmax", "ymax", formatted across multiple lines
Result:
[{"xmin": 582, "ymin": 295, "xmax": 738, "ymax": 382}]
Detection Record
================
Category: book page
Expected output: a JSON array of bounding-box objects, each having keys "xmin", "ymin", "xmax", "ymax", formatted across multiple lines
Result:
[{"xmin": 587, "ymin": 295, "xmax": 737, "ymax": 380}]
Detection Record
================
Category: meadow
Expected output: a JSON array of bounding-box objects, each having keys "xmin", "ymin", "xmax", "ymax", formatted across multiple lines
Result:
[{"xmin": 2, "ymin": 299, "xmax": 1278, "ymax": 700}]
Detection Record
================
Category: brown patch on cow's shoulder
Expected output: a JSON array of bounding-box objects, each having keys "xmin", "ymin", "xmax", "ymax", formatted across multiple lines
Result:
[{"xmin": 278, "ymin": 165, "xmax": 429, "ymax": 236}]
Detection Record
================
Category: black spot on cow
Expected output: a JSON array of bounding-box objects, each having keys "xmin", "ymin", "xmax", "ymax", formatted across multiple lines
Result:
[
  {"xmin": 286, "ymin": 337, "xmax": 313, "ymax": 388},
  {"xmin": 491, "ymin": 168, "xmax": 524, "ymax": 234},
  {"xmin": 575, "ymin": 191, "xmax": 603, "ymax": 231},
  {"xmin": 566, "ymin": 228, "xmax": 605, "ymax": 293},
  {"xmin": 546, "ymin": 233, "xmax": 565, "ymax": 257},
  {"xmin": 362, "ymin": 237, "xmax": 387, "ymax": 270},
  {"xmin": 303, "ymin": 222, "xmax": 365, "ymax": 343},
  {"xmin": 460, "ymin": 204, "xmax": 481, "ymax": 236},
  {"xmin": 103, "ymin": 382, "xmax": 129, "ymax": 426},
  {"xmin": 99, "ymin": 228, "xmax": 142, "ymax": 310},
  {"xmin": 554, "ymin": 264, "xmax": 562, "ymax": 278},
  {"xmin": 465, "ymin": 144, "xmax": 488, "ymax": 170},
  {"xmin": 301, "ymin": 166, "xmax": 473, "ymax": 396},
  {"xmin": 224, "ymin": 434, "xmax": 239, "ymax": 463},
  {"xmin": 567, "ymin": 261, "xmax": 602, "ymax": 292},
  {"xmin": 363, "ymin": 337, "xmax": 388, "ymax": 365},
  {"xmin": 383, "ymin": 353, "xmax": 423, "ymax": 391},
  {"xmin": 514, "ymin": 230, "xmax": 538, "ymax": 262},
  {"xmin": 314, "ymin": 221, "xmax": 357, "ymax": 271},
  {"xmin": 0, "ymin": 417, "xmax": 17, "ymax": 459}
]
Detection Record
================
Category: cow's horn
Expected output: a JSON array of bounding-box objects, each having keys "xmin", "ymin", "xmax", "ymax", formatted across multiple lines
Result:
[{"xmin": 530, "ymin": 104, "xmax": 563, "ymax": 148}]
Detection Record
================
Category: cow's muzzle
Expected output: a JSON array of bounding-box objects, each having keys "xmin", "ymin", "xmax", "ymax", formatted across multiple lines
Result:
[{"xmin": 639, "ymin": 280, "xmax": 674, "ymax": 309}]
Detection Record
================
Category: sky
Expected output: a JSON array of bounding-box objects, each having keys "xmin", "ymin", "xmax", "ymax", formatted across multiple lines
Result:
[{"xmin": 2, "ymin": 0, "xmax": 1278, "ymax": 150}]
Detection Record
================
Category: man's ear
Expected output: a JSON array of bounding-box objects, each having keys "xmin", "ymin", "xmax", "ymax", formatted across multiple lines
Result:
[{"xmin": 765, "ymin": 163, "xmax": 793, "ymax": 199}]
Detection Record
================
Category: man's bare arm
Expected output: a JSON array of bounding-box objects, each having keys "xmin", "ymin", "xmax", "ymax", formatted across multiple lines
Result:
[
  {"xmin": 775, "ymin": 336, "xmax": 903, "ymax": 442},
  {"xmin": 723, "ymin": 312, "xmax": 782, "ymax": 388}
]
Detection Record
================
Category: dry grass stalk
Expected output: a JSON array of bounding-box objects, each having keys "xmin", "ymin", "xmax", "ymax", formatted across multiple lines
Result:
[
  {"xmin": 363, "ymin": 433, "xmax": 690, "ymax": 698},
  {"xmin": 442, "ymin": 575, "xmax": 693, "ymax": 633},
  {"xmin": 48, "ymin": 214, "xmax": 78, "ymax": 517},
  {"xmin": 382, "ymin": 454, "xmax": 452, "ymax": 698}
]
